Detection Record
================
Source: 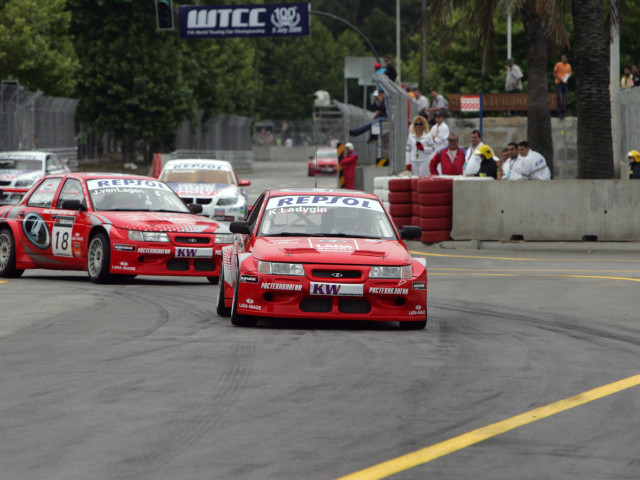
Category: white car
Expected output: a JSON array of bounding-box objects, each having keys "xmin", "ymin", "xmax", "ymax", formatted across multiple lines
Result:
[
  {"xmin": 0, "ymin": 151, "xmax": 70, "ymax": 205},
  {"xmin": 159, "ymin": 159, "xmax": 251, "ymax": 222}
]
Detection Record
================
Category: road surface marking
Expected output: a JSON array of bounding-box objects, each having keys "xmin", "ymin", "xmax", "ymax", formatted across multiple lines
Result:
[{"xmin": 336, "ymin": 374, "xmax": 640, "ymax": 480}]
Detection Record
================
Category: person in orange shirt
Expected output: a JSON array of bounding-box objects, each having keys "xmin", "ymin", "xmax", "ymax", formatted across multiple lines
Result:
[{"xmin": 553, "ymin": 54, "xmax": 572, "ymax": 119}]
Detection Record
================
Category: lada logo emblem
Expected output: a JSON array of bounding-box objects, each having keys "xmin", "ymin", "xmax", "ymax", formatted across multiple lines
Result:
[
  {"xmin": 331, "ymin": 272, "xmax": 343, "ymax": 278},
  {"xmin": 188, "ymin": 238, "xmax": 197, "ymax": 243},
  {"xmin": 22, "ymin": 212, "xmax": 50, "ymax": 250}
]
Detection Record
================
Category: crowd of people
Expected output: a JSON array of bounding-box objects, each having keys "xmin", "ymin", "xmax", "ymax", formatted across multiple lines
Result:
[{"xmin": 405, "ymin": 116, "xmax": 551, "ymax": 180}]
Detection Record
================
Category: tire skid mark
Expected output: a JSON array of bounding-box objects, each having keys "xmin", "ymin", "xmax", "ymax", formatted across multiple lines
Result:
[{"xmin": 116, "ymin": 342, "xmax": 257, "ymax": 479}]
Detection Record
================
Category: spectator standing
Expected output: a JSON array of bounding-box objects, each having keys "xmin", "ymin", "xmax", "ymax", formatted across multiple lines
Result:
[
  {"xmin": 413, "ymin": 89, "xmax": 430, "ymax": 118},
  {"xmin": 505, "ymin": 58, "xmax": 524, "ymax": 93},
  {"xmin": 405, "ymin": 115, "xmax": 435, "ymax": 176},
  {"xmin": 470, "ymin": 145, "xmax": 498, "ymax": 179},
  {"xmin": 628, "ymin": 150, "xmax": 640, "ymax": 179},
  {"xmin": 500, "ymin": 142, "xmax": 519, "ymax": 179},
  {"xmin": 632, "ymin": 66, "xmax": 640, "ymax": 87},
  {"xmin": 506, "ymin": 141, "xmax": 551, "ymax": 180},
  {"xmin": 621, "ymin": 67, "xmax": 634, "ymax": 89},
  {"xmin": 425, "ymin": 88, "xmax": 449, "ymax": 125},
  {"xmin": 463, "ymin": 129, "xmax": 484, "ymax": 176},
  {"xmin": 341, "ymin": 142, "xmax": 358, "ymax": 189},
  {"xmin": 430, "ymin": 111, "xmax": 450, "ymax": 153},
  {"xmin": 349, "ymin": 90, "xmax": 387, "ymax": 143},
  {"xmin": 553, "ymin": 54, "xmax": 572, "ymax": 119},
  {"xmin": 383, "ymin": 55, "xmax": 397, "ymax": 82},
  {"xmin": 429, "ymin": 134, "xmax": 465, "ymax": 176}
]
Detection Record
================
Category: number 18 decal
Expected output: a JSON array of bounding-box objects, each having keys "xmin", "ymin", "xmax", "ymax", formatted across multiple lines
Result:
[{"xmin": 52, "ymin": 216, "xmax": 76, "ymax": 257}]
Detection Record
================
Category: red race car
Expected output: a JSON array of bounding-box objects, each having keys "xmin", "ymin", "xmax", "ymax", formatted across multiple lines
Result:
[
  {"xmin": 308, "ymin": 148, "xmax": 338, "ymax": 176},
  {"xmin": 217, "ymin": 188, "xmax": 427, "ymax": 329},
  {"xmin": 0, "ymin": 173, "xmax": 234, "ymax": 283}
]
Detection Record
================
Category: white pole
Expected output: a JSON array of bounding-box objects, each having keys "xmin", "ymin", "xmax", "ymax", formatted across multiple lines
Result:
[
  {"xmin": 507, "ymin": 10, "xmax": 512, "ymax": 59},
  {"xmin": 396, "ymin": 0, "xmax": 401, "ymax": 82},
  {"xmin": 610, "ymin": 22, "xmax": 621, "ymax": 178}
]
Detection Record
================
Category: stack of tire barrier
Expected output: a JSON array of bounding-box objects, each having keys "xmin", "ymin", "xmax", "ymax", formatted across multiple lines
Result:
[
  {"xmin": 415, "ymin": 176, "xmax": 453, "ymax": 243},
  {"xmin": 373, "ymin": 176, "xmax": 395, "ymax": 212},
  {"xmin": 387, "ymin": 177, "xmax": 413, "ymax": 229},
  {"xmin": 386, "ymin": 176, "xmax": 453, "ymax": 244}
]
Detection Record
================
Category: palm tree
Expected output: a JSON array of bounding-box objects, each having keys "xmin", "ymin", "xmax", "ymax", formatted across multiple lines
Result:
[{"xmin": 431, "ymin": 0, "xmax": 618, "ymax": 178}]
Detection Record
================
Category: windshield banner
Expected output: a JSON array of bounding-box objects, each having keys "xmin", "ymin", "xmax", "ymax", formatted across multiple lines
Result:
[{"xmin": 179, "ymin": 3, "xmax": 310, "ymax": 39}]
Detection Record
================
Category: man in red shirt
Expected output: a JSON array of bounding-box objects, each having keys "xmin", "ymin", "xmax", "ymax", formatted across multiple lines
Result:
[
  {"xmin": 341, "ymin": 142, "xmax": 358, "ymax": 189},
  {"xmin": 429, "ymin": 134, "xmax": 464, "ymax": 175}
]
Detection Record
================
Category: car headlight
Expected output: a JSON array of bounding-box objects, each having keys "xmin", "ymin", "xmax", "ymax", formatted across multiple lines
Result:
[
  {"xmin": 215, "ymin": 233, "xmax": 234, "ymax": 244},
  {"xmin": 216, "ymin": 196, "xmax": 239, "ymax": 206},
  {"xmin": 15, "ymin": 179, "xmax": 34, "ymax": 187},
  {"xmin": 128, "ymin": 231, "xmax": 170, "ymax": 242},
  {"xmin": 369, "ymin": 265, "xmax": 412, "ymax": 279},
  {"xmin": 257, "ymin": 261, "xmax": 305, "ymax": 276}
]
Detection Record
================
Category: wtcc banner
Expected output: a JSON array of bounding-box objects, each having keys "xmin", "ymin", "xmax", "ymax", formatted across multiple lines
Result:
[{"xmin": 179, "ymin": 3, "xmax": 310, "ymax": 39}]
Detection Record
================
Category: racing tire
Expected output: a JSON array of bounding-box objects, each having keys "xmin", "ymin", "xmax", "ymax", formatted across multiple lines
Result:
[
  {"xmin": 417, "ymin": 192, "xmax": 453, "ymax": 206},
  {"xmin": 388, "ymin": 178, "xmax": 412, "ymax": 192},
  {"xmin": 420, "ymin": 230, "xmax": 452, "ymax": 244},
  {"xmin": 231, "ymin": 282, "xmax": 257, "ymax": 327},
  {"xmin": 389, "ymin": 203, "xmax": 412, "ymax": 217},
  {"xmin": 87, "ymin": 232, "xmax": 112, "ymax": 284},
  {"xmin": 388, "ymin": 191, "xmax": 412, "ymax": 204},
  {"xmin": 207, "ymin": 276, "xmax": 219, "ymax": 285},
  {"xmin": 216, "ymin": 270, "xmax": 231, "ymax": 317},
  {"xmin": 0, "ymin": 228, "xmax": 24, "ymax": 278},
  {"xmin": 416, "ymin": 178, "xmax": 453, "ymax": 193}
]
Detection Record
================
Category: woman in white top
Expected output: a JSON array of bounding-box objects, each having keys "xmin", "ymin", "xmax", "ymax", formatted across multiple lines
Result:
[{"xmin": 405, "ymin": 115, "xmax": 435, "ymax": 176}]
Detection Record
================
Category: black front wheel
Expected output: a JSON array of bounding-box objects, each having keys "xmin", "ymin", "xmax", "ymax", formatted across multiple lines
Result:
[
  {"xmin": 0, "ymin": 228, "xmax": 24, "ymax": 278},
  {"xmin": 87, "ymin": 232, "xmax": 112, "ymax": 284},
  {"xmin": 230, "ymin": 282, "xmax": 257, "ymax": 327},
  {"xmin": 399, "ymin": 313, "xmax": 427, "ymax": 330},
  {"xmin": 216, "ymin": 269, "xmax": 231, "ymax": 317}
]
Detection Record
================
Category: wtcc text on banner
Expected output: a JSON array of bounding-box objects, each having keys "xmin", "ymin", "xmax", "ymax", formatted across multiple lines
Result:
[{"xmin": 179, "ymin": 3, "xmax": 310, "ymax": 39}]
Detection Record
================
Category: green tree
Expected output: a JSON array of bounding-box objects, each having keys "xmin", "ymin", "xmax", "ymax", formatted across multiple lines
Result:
[{"xmin": 0, "ymin": 0, "xmax": 79, "ymax": 96}]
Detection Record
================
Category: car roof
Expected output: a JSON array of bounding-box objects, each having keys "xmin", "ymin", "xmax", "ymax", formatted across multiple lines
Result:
[
  {"xmin": 42, "ymin": 172, "xmax": 161, "ymax": 181},
  {"xmin": 163, "ymin": 159, "xmax": 233, "ymax": 169},
  {"xmin": 265, "ymin": 188, "xmax": 379, "ymax": 200},
  {"xmin": 0, "ymin": 151, "xmax": 53, "ymax": 160}
]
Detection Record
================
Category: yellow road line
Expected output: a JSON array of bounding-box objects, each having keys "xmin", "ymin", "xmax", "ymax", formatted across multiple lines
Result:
[{"xmin": 336, "ymin": 374, "xmax": 640, "ymax": 480}]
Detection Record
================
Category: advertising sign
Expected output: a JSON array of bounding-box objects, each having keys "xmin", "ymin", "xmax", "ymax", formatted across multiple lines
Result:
[{"xmin": 179, "ymin": 3, "xmax": 310, "ymax": 39}]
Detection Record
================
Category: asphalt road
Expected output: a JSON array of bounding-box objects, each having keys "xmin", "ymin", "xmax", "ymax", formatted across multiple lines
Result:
[{"xmin": 1, "ymin": 163, "xmax": 639, "ymax": 480}]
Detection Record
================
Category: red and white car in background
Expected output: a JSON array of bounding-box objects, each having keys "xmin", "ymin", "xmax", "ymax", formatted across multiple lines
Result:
[
  {"xmin": 307, "ymin": 147, "xmax": 338, "ymax": 176},
  {"xmin": 0, "ymin": 151, "xmax": 70, "ymax": 205},
  {"xmin": 159, "ymin": 159, "xmax": 251, "ymax": 222},
  {"xmin": 0, "ymin": 173, "xmax": 233, "ymax": 283},
  {"xmin": 217, "ymin": 188, "xmax": 427, "ymax": 329}
]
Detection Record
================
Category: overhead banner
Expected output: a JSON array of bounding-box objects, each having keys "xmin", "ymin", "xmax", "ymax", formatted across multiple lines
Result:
[{"xmin": 179, "ymin": 3, "xmax": 310, "ymax": 39}]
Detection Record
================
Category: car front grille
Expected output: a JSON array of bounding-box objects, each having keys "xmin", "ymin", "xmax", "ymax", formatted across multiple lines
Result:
[
  {"xmin": 175, "ymin": 236, "xmax": 210, "ymax": 244},
  {"xmin": 312, "ymin": 269, "xmax": 362, "ymax": 279},
  {"xmin": 338, "ymin": 298, "xmax": 371, "ymax": 314}
]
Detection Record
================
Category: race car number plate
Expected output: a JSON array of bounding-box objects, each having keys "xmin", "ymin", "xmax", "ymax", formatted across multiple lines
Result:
[{"xmin": 310, "ymin": 282, "xmax": 363, "ymax": 296}]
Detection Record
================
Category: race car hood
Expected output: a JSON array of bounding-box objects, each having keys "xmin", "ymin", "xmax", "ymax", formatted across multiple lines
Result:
[
  {"xmin": 0, "ymin": 169, "xmax": 40, "ymax": 186},
  {"xmin": 96, "ymin": 211, "xmax": 226, "ymax": 233},
  {"xmin": 250, "ymin": 237, "xmax": 412, "ymax": 265},
  {"xmin": 167, "ymin": 182, "xmax": 239, "ymax": 198}
]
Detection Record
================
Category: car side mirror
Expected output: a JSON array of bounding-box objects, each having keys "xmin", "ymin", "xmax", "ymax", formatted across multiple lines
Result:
[
  {"xmin": 230, "ymin": 221, "xmax": 252, "ymax": 235},
  {"xmin": 189, "ymin": 203, "xmax": 203, "ymax": 214},
  {"xmin": 238, "ymin": 179, "xmax": 251, "ymax": 187},
  {"xmin": 400, "ymin": 225, "xmax": 422, "ymax": 240},
  {"xmin": 61, "ymin": 199, "xmax": 86, "ymax": 211}
]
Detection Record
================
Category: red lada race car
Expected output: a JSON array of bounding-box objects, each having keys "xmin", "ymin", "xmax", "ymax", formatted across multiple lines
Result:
[
  {"xmin": 0, "ymin": 173, "xmax": 233, "ymax": 283},
  {"xmin": 216, "ymin": 188, "xmax": 427, "ymax": 329}
]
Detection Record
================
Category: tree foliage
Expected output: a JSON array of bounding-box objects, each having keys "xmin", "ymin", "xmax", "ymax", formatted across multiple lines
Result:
[{"xmin": 0, "ymin": 0, "xmax": 79, "ymax": 96}]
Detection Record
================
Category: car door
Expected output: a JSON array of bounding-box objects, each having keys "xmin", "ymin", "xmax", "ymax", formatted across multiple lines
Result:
[
  {"xmin": 20, "ymin": 177, "xmax": 63, "ymax": 264},
  {"xmin": 51, "ymin": 178, "xmax": 89, "ymax": 266}
]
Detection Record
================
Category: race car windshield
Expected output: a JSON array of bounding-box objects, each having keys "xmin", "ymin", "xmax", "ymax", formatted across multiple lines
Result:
[
  {"xmin": 0, "ymin": 159, "xmax": 41, "ymax": 170},
  {"xmin": 87, "ymin": 179, "xmax": 191, "ymax": 212},
  {"xmin": 160, "ymin": 169, "xmax": 235, "ymax": 185},
  {"xmin": 315, "ymin": 150, "xmax": 337, "ymax": 159},
  {"xmin": 259, "ymin": 197, "xmax": 397, "ymax": 240}
]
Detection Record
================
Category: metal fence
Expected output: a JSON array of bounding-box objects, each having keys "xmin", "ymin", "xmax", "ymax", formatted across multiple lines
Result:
[
  {"xmin": 0, "ymin": 80, "xmax": 78, "ymax": 153},
  {"xmin": 619, "ymin": 88, "xmax": 640, "ymax": 177}
]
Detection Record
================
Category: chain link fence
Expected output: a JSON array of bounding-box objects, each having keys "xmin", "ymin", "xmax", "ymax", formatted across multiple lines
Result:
[{"xmin": 0, "ymin": 81, "xmax": 77, "ymax": 154}]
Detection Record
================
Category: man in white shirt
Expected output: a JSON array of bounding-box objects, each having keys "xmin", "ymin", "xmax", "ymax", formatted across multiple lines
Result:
[
  {"xmin": 508, "ymin": 141, "xmax": 551, "ymax": 180},
  {"xmin": 413, "ymin": 89, "xmax": 430, "ymax": 118},
  {"xmin": 462, "ymin": 129, "xmax": 484, "ymax": 176},
  {"xmin": 430, "ymin": 111, "xmax": 449, "ymax": 153},
  {"xmin": 505, "ymin": 58, "xmax": 523, "ymax": 93}
]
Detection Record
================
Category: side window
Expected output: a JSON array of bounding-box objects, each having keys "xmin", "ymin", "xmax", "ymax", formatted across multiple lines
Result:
[
  {"xmin": 27, "ymin": 178, "xmax": 62, "ymax": 208},
  {"xmin": 46, "ymin": 156, "xmax": 64, "ymax": 174},
  {"xmin": 56, "ymin": 179, "xmax": 85, "ymax": 209},
  {"xmin": 246, "ymin": 194, "xmax": 265, "ymax": 225}
]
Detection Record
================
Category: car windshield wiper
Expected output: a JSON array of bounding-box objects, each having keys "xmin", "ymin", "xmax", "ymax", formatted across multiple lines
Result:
[{"xmin": 149, "ymin": 209, "xmax": 190, "ymax": 213}]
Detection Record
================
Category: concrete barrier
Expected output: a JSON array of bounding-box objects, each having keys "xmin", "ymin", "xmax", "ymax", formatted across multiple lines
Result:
[{"xmin": 451, "ymin": 179, "xmax": 640, "ymax": 241}]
